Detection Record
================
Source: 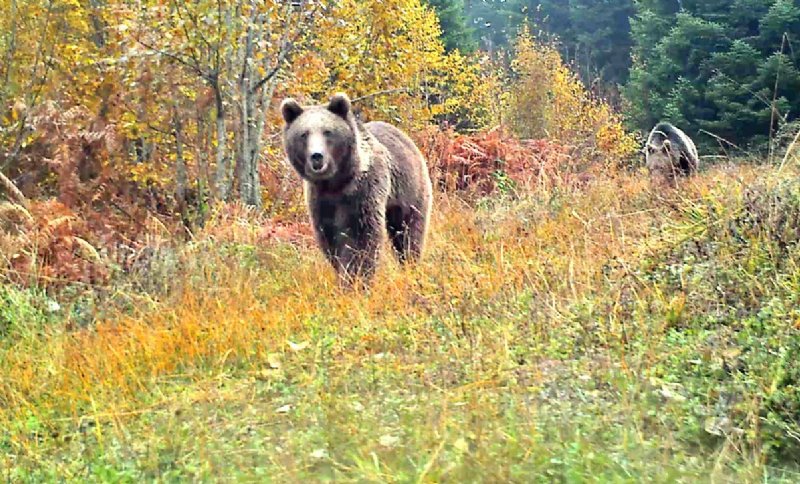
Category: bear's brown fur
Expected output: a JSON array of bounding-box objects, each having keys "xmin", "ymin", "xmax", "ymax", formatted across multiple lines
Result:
[
  {"xmin": 280, "ymin": 93, "xmax": 432, "ymax": 285},
  {"xmin": 644, "ymin": 122, "xmax": 699, "ymax": 186}
]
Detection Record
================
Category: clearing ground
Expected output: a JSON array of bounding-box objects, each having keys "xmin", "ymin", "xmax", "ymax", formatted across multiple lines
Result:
[{"xmin": 2, "ymin": 164, "xmax": 800, "ymax": 482}]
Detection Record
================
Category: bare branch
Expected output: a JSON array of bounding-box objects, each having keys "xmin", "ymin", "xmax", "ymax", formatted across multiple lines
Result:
[
  {"xmin": 0, "ymin": 114, "xmax": 30, "ymax": 171},
  {"xmin": 216, "ymin": 0, "xmax": 224, "ymax": 74},
  {"xmin": 697, "ymin": 129, "xmax": 741, "ymax": 150},
  {"xmin": 779, "ymin": 125, "xmax": 800, "ymax": 173},
  {"xmin": 250, "ymin": 1, "xmax": 320, "ymax": 94},
  {"xmin": 171, "ymin": 0, "xmax": 220, "ymax": 82},
  {"xmin": 176, "ymin": 1, "xmax": 214, "ymax": 56},
  {"xmin": 26, "ymin": 0, "xmax": 58, "ymax": 110},
  {"xmin": 135, "ymin": 37, "xmax": 212, "ymax": 83},
  {"xmin": 0, "ymin": 169, "xmax": 27, "ymax": 207},
  {"xmin": 352, "ymin": 88, "xmax": 410, "ymax": 104}
]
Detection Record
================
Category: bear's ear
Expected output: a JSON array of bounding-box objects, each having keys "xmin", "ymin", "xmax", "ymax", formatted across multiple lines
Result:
[
  {"xmin": 327, "ymin": 92, "xmax": 351, "ymax": 119},
  {"xmin": 281, "ymin": 98, "xmax": 303, "ymax": 125}
]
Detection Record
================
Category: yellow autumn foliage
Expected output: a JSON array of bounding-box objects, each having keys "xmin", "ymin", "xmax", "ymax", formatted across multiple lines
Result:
[
  {"xmin": 2, "ymin": 0, "xmax": 634, "ymax": 209},
  {"xmin": 506, "ymin": 27, "xmax": 638, "ymax": 166},
  {"xmin": 434, "ymin": 51, "xmax": 504, "ymax": 131},
  {"xmin": 289, "ymin": 0, "xmax": 495, "ymax": 131}
]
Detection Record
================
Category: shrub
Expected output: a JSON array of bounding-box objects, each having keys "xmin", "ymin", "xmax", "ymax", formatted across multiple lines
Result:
[
  {"xmin": 0, "ymin": 285, "xmax": 54, "ymax": 338},
  {"xmin": 416, "ymin": 126, "xmax": 577, "ymax": 197},
  {"xmin": 638, "ymin": 172, "xmax": 800, "ymax": 461},
  {"xmin": 1, "ymin": 200, "xmax": 108, "ymax": 287},
  {"xmin": 505, "ymin": 27, "xmax": 639, "ymax": 169}
]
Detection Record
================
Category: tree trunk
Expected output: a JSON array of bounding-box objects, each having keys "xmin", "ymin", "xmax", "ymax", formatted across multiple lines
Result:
[
  {"xmin": 213, "ymin": 83, "xmax": 229, "ymax": 201},
  {"xmin": 196, "ymin": 105, "xmax": 210, "ymax": 206},
  {"xmin": 88, "ymin": 0, "xmax": 107, "ymax": 48},
  {"xmin": 0, "ymin": 0, "xmax": 18, "ymax": 106},
  {"xmin": 235, "ymin": 4, "xmax": 262, "ymax": 208},
  {"xmin": 173, "ymin": 110, "xmax": 187, "ymax": 207},
  {"xmin": 246, "ymin": 75, "xmax": 278, "ymax": 209},
  {"xmin": 236, "ymin": 2, "xmax": 299, "ymax": 208},
  {"xmin": 241, "ymin": 90, "xmax": 261, "ymax": 207},
  {"xmin": 214, "ymin": 3, "xmax": 235, "ymax": 202}
]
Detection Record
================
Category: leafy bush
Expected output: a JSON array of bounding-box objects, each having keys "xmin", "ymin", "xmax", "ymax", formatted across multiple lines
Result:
[
  {"xmin": 416, "ymin": 126, "xmax": 575, "ymax": 196},
  {"xmin": 1, "ymin": 200, "xmax": 108, "ymax": 287},
  {"xmin": 506, "ymin": 27, "xmax": 639, "ymax": 168},
  {"xmin": 738, "ymin": 177, "xmax": 800, "ymax": 250},
  {"xmin": 0, "ymin": 285, "xmax": 55, "ymax": 338},
  {"xmin": 637, "ymin": 173, "xmax": 800, "ymax": 460}
]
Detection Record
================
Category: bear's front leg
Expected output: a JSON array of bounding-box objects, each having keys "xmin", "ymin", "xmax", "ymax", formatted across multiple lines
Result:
[
  {"xmin": 332, "ymin": 212, "xmax": 384, "ymax": 287},
  {"xmin": 311, "ymin": 196, "xmax": 385, "ymax": 288}
]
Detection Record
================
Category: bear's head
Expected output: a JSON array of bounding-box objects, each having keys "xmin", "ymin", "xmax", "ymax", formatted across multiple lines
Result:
[
  {"xmin": 280, "ymin": 93, "xmax": 360, "ymax": 185},
  {"xmin": 644, "ymin": 139, "xmax": 675, "ymax": 172}
]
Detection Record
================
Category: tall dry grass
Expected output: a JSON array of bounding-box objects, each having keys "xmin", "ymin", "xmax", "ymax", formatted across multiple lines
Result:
[
  {"xmin": 0, "ymin": 171, "xmax": 656, "ymax": 416},
  {"xmin": 2, "ymin": 164, "xmax": 799, "ymax": 479}
]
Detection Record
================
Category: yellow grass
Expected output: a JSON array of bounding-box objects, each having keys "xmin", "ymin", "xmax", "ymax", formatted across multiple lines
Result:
[{"xmin": 1, "ymin": 166, "xmax": 798, "ymax": 480}]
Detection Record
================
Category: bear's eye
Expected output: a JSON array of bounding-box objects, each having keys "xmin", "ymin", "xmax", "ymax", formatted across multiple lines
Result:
[
  {"xmin": 323, "ymin": 129, "xmax": 332, "ymax": 137},
  {"xmin": 300, "ymin": 131, "xmax": 309, "ymax": 139}
]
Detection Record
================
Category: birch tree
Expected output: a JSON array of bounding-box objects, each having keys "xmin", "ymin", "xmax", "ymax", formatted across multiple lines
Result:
[{"xmin": 132, "ymin": 0, "xmax": 318, "ymax": 205}]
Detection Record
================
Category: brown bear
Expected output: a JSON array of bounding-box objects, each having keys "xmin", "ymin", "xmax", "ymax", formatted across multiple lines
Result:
[
  {"xmin": 280, "ymin": 92, "xmax": 432, "ymax": 285},
  {"xmin": 644, "ymin": 122, "xmax": 699, "ymax": 185}
]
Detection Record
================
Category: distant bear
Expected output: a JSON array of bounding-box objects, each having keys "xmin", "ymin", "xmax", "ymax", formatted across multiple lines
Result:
[
  {"xmin": 644, "ymin": 122, "xmax": 699, "ymax": 184},
  {"xmin": 280, "ymin": 93, "xmax": 433, "ymax": 285}
]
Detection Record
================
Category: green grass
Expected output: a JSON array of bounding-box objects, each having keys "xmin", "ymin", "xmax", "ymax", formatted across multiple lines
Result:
[{"xmin": 1, "ymin": 166, "xmax": 800, "ymax": 482}]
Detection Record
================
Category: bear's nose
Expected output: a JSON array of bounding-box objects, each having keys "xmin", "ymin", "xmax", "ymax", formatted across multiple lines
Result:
[{"xmin": 309, "ymin": 152, "xmax": 325, "ymax": 171}]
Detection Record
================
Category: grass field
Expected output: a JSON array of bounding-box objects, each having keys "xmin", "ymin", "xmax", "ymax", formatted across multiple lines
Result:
[{"xmin": 2, "ymin": 164, "xmax": 800, "ymax": 482}]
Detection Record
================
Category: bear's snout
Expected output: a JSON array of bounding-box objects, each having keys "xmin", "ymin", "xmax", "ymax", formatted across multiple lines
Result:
[{"xmin": 309, "ymin": 152, "xmax": 325, "ymax": 172}]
